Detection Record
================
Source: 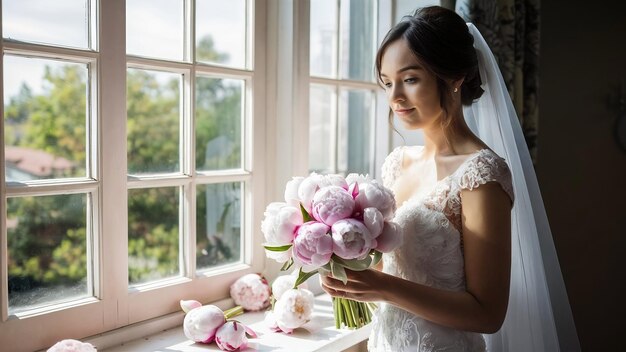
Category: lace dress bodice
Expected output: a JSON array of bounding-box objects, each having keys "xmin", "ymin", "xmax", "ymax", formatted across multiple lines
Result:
[{"xmin": 368, "ymin": 146, "xmax": 514, "ymax": 352}]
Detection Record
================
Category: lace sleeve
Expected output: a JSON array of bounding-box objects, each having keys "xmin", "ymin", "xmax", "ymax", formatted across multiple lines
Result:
[
  {"xmin": 380, "ymin": 146, "xmax": 403, "ymax": 189},
  {"xmin": 458, "ymin": 150, "xmax": 515, "ymax": 203}
]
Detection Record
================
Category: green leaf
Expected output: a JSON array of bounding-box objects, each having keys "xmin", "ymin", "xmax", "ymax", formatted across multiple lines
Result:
[
  {"xmin": 294, "ymin": 267, "xmax": 319, "ymax": 288},
  {"xmin": 330, "ymin": 260, "xmax": 348, "ymax": 284},
  {"xmin": 263, "ymin": 244, "xmax": 292, "ymax": 252},
  {"xmin": 299, "ymin": 203, "xmax": 312, "ymax": 222},
  {"xmin": 371, "ymin": 250, "xmax": 382, "ymax": 267},
  {"xmin": 332, "ymin": 255, "xmax": 371, "ymax": 271},
  {"xmin": 280, "ymin": 257, "xmax": 294, "ymax": 271}
]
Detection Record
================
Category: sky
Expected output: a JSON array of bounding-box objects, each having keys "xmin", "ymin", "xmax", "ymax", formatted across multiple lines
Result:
[{"xmin": 3, "ymin": 0, "xmax": 246, "ymax": 99}]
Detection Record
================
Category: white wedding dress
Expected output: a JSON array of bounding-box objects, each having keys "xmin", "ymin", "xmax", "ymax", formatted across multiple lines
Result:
[{"xmin": 368, "ymin": 146, "xmax": 514, "ymax": 352}]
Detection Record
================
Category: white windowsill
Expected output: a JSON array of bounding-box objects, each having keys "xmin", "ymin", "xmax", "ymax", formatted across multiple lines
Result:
[{"xmin": 99, "ymin": 294, "xmax": 371, "ymax": 352}]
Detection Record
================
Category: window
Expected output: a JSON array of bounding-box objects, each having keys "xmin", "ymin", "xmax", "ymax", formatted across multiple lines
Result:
[
  {"xmin": 309, "ymin": 0, "xmax": 379, "ymax": 175},
  {"xmin": 1, "ymin": 1, "xmax": 266, "ymax": 350}
]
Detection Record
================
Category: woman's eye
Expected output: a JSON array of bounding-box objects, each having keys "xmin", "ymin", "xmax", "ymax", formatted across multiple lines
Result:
[
  {"xmin": 383, "ymin": 82, "xmax": 392, "ymax": 88},
  {"xmin": 404, "ymin": 77, "xmax": 417, "ymax": 83}
]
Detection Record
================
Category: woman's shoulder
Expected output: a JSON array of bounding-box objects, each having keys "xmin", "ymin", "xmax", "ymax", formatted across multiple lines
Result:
[
  {"xmin": 381, "ymin": 146, "xmax": 406, "ymax": 188},
  {"xmin": 457, "ymin": 148, "xmax": 514, "ymax": 202}
]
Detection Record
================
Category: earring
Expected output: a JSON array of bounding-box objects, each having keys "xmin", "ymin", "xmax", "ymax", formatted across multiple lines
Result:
[{"xmin": 453, "ymin": 87, "xmax": 459, "ymax": 93}]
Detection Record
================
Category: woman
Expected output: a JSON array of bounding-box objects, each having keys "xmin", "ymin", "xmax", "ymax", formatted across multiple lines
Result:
[{"xmin": 321, "ymin": 6, "xmax": 579, "ymax": 352}]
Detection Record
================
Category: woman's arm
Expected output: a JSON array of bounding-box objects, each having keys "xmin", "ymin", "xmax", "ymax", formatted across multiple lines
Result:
[{"xmin": 320, "ymin": 181, "xmax": 512, "ymax": 333}]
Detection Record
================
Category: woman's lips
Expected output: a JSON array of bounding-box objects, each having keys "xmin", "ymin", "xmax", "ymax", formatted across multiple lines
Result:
[{"xmin": 394, "ymin": 108, "xmax": 415, "ymax": 116}]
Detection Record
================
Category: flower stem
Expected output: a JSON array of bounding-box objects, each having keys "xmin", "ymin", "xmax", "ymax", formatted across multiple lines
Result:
[{"xmin": 224, "ymin": 305, "xmax": 244, "ymax": 319}]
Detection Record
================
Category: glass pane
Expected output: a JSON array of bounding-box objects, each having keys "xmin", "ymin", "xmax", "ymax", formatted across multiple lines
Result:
[
  {"xmin": 339, "ymin": 0, "xmax": 376, "ymax": 82},
  {"xmin": 196, "ymin": 0, "xmax": 247, "ymax": 68},
  {"xmin": 4, "ymin": 55, "xmax": 88, "ymax": 182},
  {"xmin": 310, "ymin": 0, "xmax": 338, "ymax": 78},
  {"xmin": 2, "ymin": 0, "xmax": 91, "ymax": 49},
  {"xmin": 127, "ymin": 69, "xmax": 181, "ymax": 175},
  {"xmin": 126, "ymin": 0, "xmax": 184, "ymax": 61},
  {"xmin": 394, "ymin": 0, "xmax": 440, "ymax": 22},
  {"xmin": 337, "ymin": 89, "xmax": 373, "ymax": 174},
  {"xmin": 195, "ymin": 77, "xmax": 243, "ymax": 171},
  {"xmin": 196, "ymin": 182, "xmax": 242, "ymax": 270},
  {"xmin": 7, "ymin": 194, "xmax": 89, "ymax": 315},
  {"xmin": 128, "ymin": 187, "xmax": 180, "ymax": 285},
  {"xmin": 309, "ymin": 85, "xmax": 334, "ymax": 173}
]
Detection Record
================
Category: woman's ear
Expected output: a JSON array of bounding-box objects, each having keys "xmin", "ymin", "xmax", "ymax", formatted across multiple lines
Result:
[{"xmin": 452, "ymin": 77, "xmax": 465, "ymax": 90}]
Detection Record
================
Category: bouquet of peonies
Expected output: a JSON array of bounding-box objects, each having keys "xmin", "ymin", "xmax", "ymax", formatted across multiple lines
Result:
[{"xmin": 262, "ymin": 173, "xmax": 402, "ymax": 329}]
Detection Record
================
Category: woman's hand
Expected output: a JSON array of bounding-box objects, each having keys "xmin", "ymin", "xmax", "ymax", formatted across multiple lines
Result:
[{"xmin": 319, "ymin": 268, "xmax": 389, "ymax": 302}]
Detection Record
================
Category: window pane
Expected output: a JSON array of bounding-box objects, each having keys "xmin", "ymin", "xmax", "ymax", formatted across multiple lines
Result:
[
  {"xmin": 4, "ymin": 55, "xmax": 88, "ymax": 182},
  {"xmin": 309, "ymin": 85, "xmax": 335, "ymax": 173},
  {"xmin": 196, "ymin": 182, "xmax": 242, "ymax": 271},
  {"xmin": 337, "ymin": 89, "xmax": 373, "ymax": 174},
  {"xmin": 128, "ymin": 187, "xmax": 180, "ymax": 285},
  {"xmin": 195, "ymin": 77, "xmax": 243, "ymax": 171},
  {"xmin": 2, "ymin": 0, "xmax": 91, "ymax": 49},
  {"xmin": 310, "ymin": 0, "xmax": 338, "ymax": 78},
  {"xmin": 126, "ymin": 0, "xmax": 184, "ymax": 61},
  {"xmin": 339, "ymin": 0, "xmax": 376, "ymax": 82},
  {"xmin": 196, "ymin": 0, "xmax": 247, "ymax": 68},
  {"xmin": 7, "ymin": 194, "xmax": 90, "ymax": 315},
  {"xmin": 127, "ymin": 69, "xmax": 181, "ymax": 175}
]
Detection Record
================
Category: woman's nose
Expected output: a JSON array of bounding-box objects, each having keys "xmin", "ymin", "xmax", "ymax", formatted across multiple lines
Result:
[{"xmin": 389, "ymin": 85, "xmax": 405, "ymax": 103}]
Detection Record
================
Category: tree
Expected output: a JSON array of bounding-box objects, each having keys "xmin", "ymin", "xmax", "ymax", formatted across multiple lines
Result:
[{"xmin": 5, "ymin": 35, "xmax": 243, "ymax": 299}]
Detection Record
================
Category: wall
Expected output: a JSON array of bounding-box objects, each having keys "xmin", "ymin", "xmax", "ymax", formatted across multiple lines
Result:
[{"xmin": 538, "ymin": 2, "xmax": 626, "ymax": 350}]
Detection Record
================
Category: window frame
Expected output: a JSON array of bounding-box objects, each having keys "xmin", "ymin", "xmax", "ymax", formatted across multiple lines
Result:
[
  {"xmin": 0, "ymin": 1, "xmax": 267, "ymax": 350},
  {"xmin": 308, "ymin": 0, "xmax": 393, "ymax": 178}
]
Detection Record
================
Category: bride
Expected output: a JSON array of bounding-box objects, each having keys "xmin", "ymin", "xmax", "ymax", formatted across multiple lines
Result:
[{"xmin": 320, "ymin": 6, "xmax": 579, "ymax": 352}]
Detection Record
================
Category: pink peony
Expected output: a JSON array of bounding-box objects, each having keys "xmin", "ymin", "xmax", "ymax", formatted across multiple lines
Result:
[
  {"xmin": 345, "ymin": 173, "xmax": 372, "ymax": 185},
  {"xmin": 180, "ymin": 299, "xmax": 203, "ymax": 313},
  {"xmin": 293, "ymin": 221, "xmax": 333, "ymax": 269},
  {"xmin": 261, "ymin": 202, "xmax": 302, "ymax": 263},
  {"xmin": 362, "ymin": 207, "xmax": 384, "ymax": 237},
  {"xmin": 215, "ymin": 321, "xmax": 252, "ymax": 351},
  {"xmin": 297, "ymin": 173, "xmax": 349, "ymax": 212},
  {"xmin": 47, "ymin": 339, "xmax": 96, "ymax": 352},
  {"xmin": 311, "ymin": 186, "xmax": 355, "ymax": 226},
  {"xmin": 354, "ymin": 181, "xmax": 396, "ymax": 220},
  {"xmin": 331, "ymin": 219, "xmax": 376, "ymax": 259},
  {"xmin": 230, "ymin": 273, "xmax": 271, "ymax": 311},
  {"xmin": 375, "ymin": 221, "xmax": 403, "ymax": 253},
  {"xmin": 183, "ymin": 305, "xmax": 226, "ymax": 343}
]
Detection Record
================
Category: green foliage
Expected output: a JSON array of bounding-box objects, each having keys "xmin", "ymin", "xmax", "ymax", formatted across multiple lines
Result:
[{"xmin": 5, "ymin": 35, "xmax": 242, "ymax": 301}]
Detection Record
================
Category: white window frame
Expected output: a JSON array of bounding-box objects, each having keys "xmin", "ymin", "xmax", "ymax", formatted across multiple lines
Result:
[
  {"xmin": 0, "ymin": 1, "xmax": 267, "ymax": 350},
  {"xmin": 308, "ymin": 0, "xmax": 394, "ymax": 179}
]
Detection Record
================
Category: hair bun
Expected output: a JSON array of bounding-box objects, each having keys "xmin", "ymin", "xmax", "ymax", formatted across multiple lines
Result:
[{"xmin": 461, "ymin": 66, "xmax": 484, "ymax": 105}]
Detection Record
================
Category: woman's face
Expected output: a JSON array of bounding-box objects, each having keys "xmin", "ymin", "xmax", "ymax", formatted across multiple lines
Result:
[{"xmin": 379, "ymin": 39, "xmax": 443, "ymax": 130}]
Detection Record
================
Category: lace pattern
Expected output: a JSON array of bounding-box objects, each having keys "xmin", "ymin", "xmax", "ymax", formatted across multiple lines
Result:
[{"xmin": 368, "ymin": 147, "xmax": 513, "ymax": 352}]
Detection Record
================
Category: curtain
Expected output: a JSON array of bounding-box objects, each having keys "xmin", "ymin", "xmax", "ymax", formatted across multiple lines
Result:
[{"xmin": 455, "ymin": 0, "xmax": 540, "ymax": 162}]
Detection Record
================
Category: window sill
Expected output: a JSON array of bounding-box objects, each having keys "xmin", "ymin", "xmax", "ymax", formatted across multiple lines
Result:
[{"xmin": 99, "ymin": 294, "xmax": 371, "ymax": 352}]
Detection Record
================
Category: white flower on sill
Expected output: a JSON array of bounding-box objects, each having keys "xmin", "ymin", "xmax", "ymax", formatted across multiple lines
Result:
[
  {"xmin": 272, "ymin": 288, "xmax": 315, "ymax": 332},
  {"xmin": 47, "ymin": 339, "xmax": 96, "ymax": 352},
  {"xmin": 182, "ymin": 304, "xmax": 226, "ymax": 344},
  {"xmin": 230, "ymin": 273, "xmax": 271, "ymax": 311},
  {"xmin": 271, "ymin": 272, "xmax": 309, "ymax": 301},
  {"xmin": 215, "ymin": 321, "xmax": 257, "ymax": 351}
]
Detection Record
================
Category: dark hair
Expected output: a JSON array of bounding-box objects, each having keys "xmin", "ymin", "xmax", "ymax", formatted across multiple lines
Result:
[{"xmin": 376, "ymin": 6, "xmax": 483, "ymax": 126}]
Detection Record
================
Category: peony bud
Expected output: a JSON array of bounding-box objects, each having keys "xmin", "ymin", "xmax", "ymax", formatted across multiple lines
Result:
[
  {"xmin": 183, "ymin": 305, "xmax": 226, "ymax": 343},
  {"xmin": 215, "ymin": 321, "xmax": 248, "ymax": 351},
  {"xmin": 47, "ymin": 339, "xmax": 96, "ymax": 352}
]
